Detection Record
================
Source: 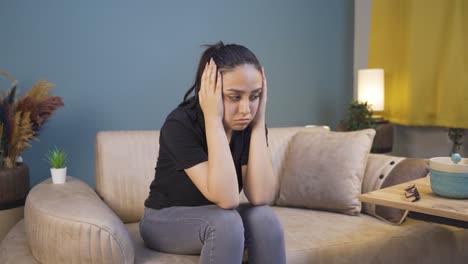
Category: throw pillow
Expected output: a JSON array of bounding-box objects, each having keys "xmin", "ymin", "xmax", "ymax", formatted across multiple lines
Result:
[{"xmin": 276, "ymin": 129, "xmax": 376, "ymax": 215}]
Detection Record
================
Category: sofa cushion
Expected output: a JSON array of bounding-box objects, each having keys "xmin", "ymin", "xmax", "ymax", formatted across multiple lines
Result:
[
  {"xmin": 361, "ymin": 154, "xmax": 429, "ymax": 224},
  {"xmin": 276, "ymin": 129, "xmax": 375, "ymax": 215},
  {"xmin": 272, "ymin": 206, "xmax": 468, "ymax": 264},
  {"xmin": 124, "ymin": 207, "xmax": 468, "ymax": 264}
]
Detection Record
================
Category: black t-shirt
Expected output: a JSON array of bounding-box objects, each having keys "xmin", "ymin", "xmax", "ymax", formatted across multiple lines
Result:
[{"xmin": 144, "ymin": 98, "xmax": 260, "ymax": 209}]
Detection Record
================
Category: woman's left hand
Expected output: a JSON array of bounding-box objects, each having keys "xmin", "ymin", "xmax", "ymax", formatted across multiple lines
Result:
[{"xmin": 252, "ymin": 67, "xmax": 268, "ymax": 127}]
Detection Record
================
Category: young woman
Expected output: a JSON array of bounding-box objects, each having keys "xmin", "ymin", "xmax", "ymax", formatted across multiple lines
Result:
[{"xmin": 140, "ymin": 42, "xmax": 286, "ymax": 264}]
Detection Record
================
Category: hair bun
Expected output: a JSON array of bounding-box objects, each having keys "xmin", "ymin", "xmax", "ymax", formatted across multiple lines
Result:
[{"xmin": 210, "ymin": 41, "xmax": 225, "ymax": 49}]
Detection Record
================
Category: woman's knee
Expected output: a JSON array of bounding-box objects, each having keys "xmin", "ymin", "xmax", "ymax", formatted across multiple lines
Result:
[
  {"xmin": 208, "ymin": 208, "xmax": 244, "ymax": 241},
  {"xmin": 242, "ymin": 205, "xmax": 277, "ymax": 222},
  {"xmin": 241, "ymin": 205, "xmax": 284, "ymax": 238}
]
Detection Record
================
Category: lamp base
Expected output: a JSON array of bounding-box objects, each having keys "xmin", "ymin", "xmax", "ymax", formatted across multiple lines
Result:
[{"xmin": 371, "ymin": 115, "xmax": 385, "ymax": 122}]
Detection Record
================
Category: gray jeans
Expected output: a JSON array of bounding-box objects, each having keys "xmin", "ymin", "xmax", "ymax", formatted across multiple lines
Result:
[{"xmin": 139, "ymin": 203, "xmax": 286, "ymax": 264}]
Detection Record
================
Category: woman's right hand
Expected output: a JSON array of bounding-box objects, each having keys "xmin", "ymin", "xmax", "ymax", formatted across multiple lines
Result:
[{"xmin": 198, "ymin": 58, "xmax": 223, "ymax": 122}]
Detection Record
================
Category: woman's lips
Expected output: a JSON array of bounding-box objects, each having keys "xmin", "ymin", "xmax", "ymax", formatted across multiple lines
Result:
[{"xmin": 236, "ymin": 119, "xmax": 250, "ymax": 124}]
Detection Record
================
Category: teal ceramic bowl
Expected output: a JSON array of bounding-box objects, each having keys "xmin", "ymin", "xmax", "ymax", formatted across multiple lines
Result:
[{"xmin": 429, "ymin": 157, "xmax": 468, "ymax": 198}]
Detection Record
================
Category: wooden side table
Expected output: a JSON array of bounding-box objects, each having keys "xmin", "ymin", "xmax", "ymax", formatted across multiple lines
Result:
[
  {"xmin": 0, "ymin": 163, "xmax": 29, "ymax": 242},
  {"xmin": 371, "ymin": 120, "xmax": 393, "ymax": 153},
  {"xmin": 359, "ymin": 177, "xmax": 468, "ymax": 228}
]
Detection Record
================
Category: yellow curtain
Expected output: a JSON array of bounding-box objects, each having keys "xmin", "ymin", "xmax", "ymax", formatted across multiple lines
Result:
[{"xmin": 369, "ymin": 0, "xmax": 468, "ymax": 128}]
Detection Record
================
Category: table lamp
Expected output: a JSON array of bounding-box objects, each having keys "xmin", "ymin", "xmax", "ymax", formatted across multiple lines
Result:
[
  {"xmin": 357, "ymin": 68, "xmax": 384, "ymax": 119},
  {"xmin": 357, "ymin": 68, "xmax": 393, "ymax": 153}
]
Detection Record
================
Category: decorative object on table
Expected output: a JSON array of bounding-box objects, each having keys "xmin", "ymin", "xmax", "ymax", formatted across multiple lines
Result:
[
  {"xmin": 448, "ymin": 128, "xmax": 464, "ymax": 156},
  {"xmin": 0, "ymin": 71, "xmax": 64, "ymax": 208},
  {"xmin": 0, "ymin": 162, "xmax": 29, "ymax": 209},
  {"xmin": 451, "ymin": 153, "xmax": 462, "ymax": 164},
  {"xmin": 338, "ymin": 68, "xmax": 393, "ymax": 153},
  {"xmin": 45, "ymin": 147, "xmax": 67, "ymax": 184},
  {"xmin": 340, "ymin": 100, "xmax": 375, "ymax": 131},
  {"xmin": 429, "ymin": 153, "xmax": 468, "ymax": 198},
  {"xmin": 404, "ymin": 183, "xmax": 420, "ymax": 202}
]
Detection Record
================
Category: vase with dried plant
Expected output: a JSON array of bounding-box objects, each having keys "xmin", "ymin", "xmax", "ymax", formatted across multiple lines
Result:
[{"xmin": 0, "ymin": 71, "xmax": 64, "ymax": 216}]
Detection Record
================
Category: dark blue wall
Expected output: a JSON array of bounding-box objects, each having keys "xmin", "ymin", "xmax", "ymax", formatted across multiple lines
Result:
[{"xmin": 0, "ymin": 0, "xmax": 354, "ymax": 187}]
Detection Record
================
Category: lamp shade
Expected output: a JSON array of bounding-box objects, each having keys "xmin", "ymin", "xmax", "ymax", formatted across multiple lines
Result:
[{"xmin": 357, "ymin": 69, "xmax": 384, "ymax": 111}]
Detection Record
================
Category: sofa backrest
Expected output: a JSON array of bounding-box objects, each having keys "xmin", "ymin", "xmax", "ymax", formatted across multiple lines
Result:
[{"xmin": 95, "ymin": 126, "xmax": 328, "ymax": 223}]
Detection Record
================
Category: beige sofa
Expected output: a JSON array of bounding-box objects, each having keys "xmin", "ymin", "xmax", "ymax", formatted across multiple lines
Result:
[{"xmin": 1, "ymin": 126, "xmax": 468, "ymax": 264}]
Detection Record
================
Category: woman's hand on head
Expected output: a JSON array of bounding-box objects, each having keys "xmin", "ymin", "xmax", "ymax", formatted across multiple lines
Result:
[
  {"xmin": 198, "ymin": 58, "xmax": 224, "ymax": 122},
  {"xmin": 252, "ymin": 67, "xmax": 268, "ymax": 127}
]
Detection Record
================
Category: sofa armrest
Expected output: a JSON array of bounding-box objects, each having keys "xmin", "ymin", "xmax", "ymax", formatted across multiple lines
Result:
[
  {"xmin": 25, "ymin": 177, "xmax": 135, "ymax": 264},
  {"xmin": 361, "ymin": 154, "xmax": 429, "ymax": 224}
]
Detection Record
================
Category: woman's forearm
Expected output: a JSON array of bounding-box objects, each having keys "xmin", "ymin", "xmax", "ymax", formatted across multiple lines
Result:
[
  {"xmin": 205, "ymin": 119, "xmax": 239, "ymax": 208},
  {"xmin": 244, "ymin": 122, "xmax": 276, "ymax": 205}
]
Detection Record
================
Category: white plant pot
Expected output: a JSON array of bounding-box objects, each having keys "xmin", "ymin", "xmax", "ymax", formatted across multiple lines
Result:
[{"xmin": 51, "ymin": 167, "xmax": 67, "ymax": 184}]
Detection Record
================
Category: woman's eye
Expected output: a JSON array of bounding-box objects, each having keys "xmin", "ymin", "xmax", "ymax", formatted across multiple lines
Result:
[
  {"xmin": 229, "ymin": 96, "xmax": 241, "ymax": 101},
  {"xmin": 250, "ymin": 94, "xmax": 260, "ymax": 101}
]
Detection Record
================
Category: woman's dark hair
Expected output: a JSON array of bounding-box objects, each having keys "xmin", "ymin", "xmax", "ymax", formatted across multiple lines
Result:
[{"xmin": 182, "ymin": 41, "xmax": 262, "ymax": 106}]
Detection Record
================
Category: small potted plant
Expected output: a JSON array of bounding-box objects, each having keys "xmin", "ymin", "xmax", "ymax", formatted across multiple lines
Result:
[
  {"xmin": 45, "ymin": 147, "xmax": 67, "ymax": 184},
  {"xmin": 339, "ymin": 100, "xmax": 376, "ymax": 131}
]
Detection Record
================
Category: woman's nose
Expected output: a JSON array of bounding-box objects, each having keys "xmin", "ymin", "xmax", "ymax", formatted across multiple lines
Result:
[{"xmin": 239, "ymin": 99, "xmax": 250, "ymax": 114}]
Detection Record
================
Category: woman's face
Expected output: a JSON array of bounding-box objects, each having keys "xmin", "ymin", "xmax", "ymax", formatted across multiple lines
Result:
[{"xmin": 221, "ymin": 64, "xmax": 262, "ymax": 134}]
